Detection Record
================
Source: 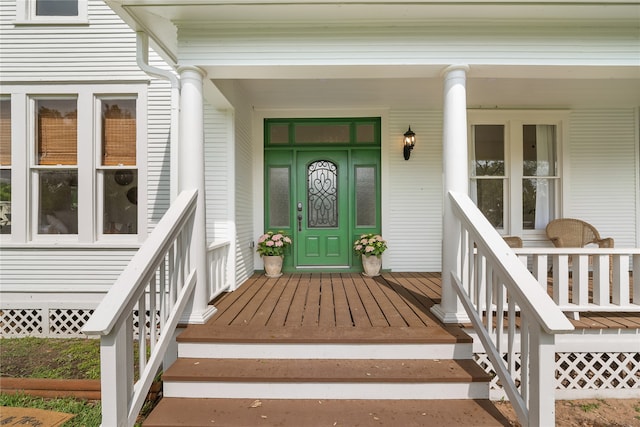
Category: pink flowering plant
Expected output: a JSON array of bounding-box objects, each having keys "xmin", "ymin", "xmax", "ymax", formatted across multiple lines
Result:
[
  {"xmin": 257, "ymin": 231, "xmax": 292, "ymax": 257},
  {"xmin": 353, "ymin": 233, "xmax": 387, "ymax": 257}
]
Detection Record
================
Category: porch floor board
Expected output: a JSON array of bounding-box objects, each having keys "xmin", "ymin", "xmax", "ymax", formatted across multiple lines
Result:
[
  {"xmin": 181, "ymin": 271, "xmax": 638, "ymax": 345},
  {"xmin": 180, "ymin": 272, "xmax": 470, "ymax": 344}
]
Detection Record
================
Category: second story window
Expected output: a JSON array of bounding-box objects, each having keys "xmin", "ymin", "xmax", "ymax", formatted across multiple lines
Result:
[
  {"xmin": 36, "ymin": 0, "xmax": 78, "ymax": 17},
  {"xmin": 16, "ymin": 0, "xmax": 88, "ymax": 24}
]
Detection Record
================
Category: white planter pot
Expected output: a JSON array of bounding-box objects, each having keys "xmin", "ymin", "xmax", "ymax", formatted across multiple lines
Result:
[
  {"xmin": 361, "ymin": 254, "xmax": 382, "ymax": 277},
  {"xmin": 263, "ymin": 255, "xmax": 284, "ymax": 278}
]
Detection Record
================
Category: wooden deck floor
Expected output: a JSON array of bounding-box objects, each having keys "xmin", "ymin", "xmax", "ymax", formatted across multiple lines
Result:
[
  {"xmin": 181, "ymin": 272, "xmax": 472, "ymax": 344},
  {"xmin": 181, "ymin": 271, "xmax": 639, "ymax": 345}
]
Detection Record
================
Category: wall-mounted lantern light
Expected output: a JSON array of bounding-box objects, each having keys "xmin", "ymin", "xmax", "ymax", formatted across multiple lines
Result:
[{"xmin": 403, "ymin": 126, "xmax": 416, "ymax": 160}]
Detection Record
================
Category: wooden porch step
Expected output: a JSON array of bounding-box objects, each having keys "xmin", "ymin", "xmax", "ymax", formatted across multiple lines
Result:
[
  {"xmin": 176, "ymin": 325, "xmax": 475, "ymax": 360},
  {"xmin": 162, "ymin": 358, "xmax": 491, "ymax": 399},
  {"xmin": 143, "ymin": 398, "xmax": 509, "ymax": 426}
]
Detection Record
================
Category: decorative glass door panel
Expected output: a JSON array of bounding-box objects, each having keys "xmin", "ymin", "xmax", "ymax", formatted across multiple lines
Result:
[{"xmin": 297, "ymin": 151, "xmax": 349, "ymax": 267}]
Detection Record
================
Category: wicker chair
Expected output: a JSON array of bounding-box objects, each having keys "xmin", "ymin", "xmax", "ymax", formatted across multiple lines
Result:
[
  {"xmin": 545, "ymin": 218, "xmax": 613, "ymax": 249},
  {"xmin": 502, "ymin": 236, "xmax": 523, "ymax": 248}
]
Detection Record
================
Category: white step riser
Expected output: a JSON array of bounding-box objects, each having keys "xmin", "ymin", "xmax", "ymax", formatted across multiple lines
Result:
[
  {"xmin": 178, "ymin": 342, "xmax": 473, "ymax": 360},
  {"xmin": 164, "ymin": 381, "xmax": 489, "ymax": 400}
]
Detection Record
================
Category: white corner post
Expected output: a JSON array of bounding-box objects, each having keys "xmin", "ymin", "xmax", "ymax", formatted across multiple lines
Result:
[
  {"xmin": 178, "ymin": 66, "xmax": 216, "ymax": 324},
  {"xmin": 431, "ymin": 64, "xmax": 471, "ymax": 324}
]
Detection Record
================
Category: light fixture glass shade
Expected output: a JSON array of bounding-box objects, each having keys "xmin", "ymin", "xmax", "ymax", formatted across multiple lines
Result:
[{"xmin": 403, "ymin": 126, "xmax": 416, "ymax": 160}]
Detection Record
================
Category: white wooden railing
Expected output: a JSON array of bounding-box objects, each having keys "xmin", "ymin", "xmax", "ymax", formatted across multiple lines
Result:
[
  {"xmin": 207, "ymin": 240, "xmax": 231, "ymax": 301},
  {"xmin": 448, "ymin": 191, "xmax": 575, "ymax": 427},
  {"xmin": 83, "ymin": 190, "xmax": 198, "ymax": 427},
  {"xmin": 513, "ymin": 248, "xmax": 640, "ymax": 316}
]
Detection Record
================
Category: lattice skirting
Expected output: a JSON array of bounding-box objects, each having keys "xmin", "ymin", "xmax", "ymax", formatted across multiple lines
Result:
[
  {"xmin": 475, "ymin": 352, "xmax": 640, "ymax": 400},
  {"xmin": 1, "ymin": 308, "xmax": 159, "ymax": 339}
]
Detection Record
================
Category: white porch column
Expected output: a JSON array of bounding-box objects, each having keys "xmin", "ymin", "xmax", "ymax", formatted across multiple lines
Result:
[
  {"xmin": 431, "ymin": 64, "xmax": 471, "ymax": 324},
  {"xmin": 178, "ymin": 66, "xmax": 216, "ymax": 324}
]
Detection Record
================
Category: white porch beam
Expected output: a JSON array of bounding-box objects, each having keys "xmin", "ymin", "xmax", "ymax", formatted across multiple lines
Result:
[
  {"xmin": 178, "ymin": 65, "xmax": 216, "ymax": 324},
  {"xmin": 432, "ymin": 64, "xmax": 471, "ymax": 324}
]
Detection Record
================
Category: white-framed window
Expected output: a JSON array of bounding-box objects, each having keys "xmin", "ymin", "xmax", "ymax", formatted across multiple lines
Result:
[
  {"xmin": 4, "ymin": 84, "xmax": 146, "ymax": 244},
  {"xmin": 15, "ymin": 0, "xmax": 88, "ymax": 24},
  {"xmin": 468, "ymin": 110, "xmax": 567, "ymax": 239},
  {"xmin": 32, "ymin": 97, "xmax": 79, "ymax": 236},
  {"xmin": 0, "ymin": 97, "xmax": 11, "ymax": 236},
  {"xmin": 97, "ymin": 97, "xmax": 138, "ymax": 237}
]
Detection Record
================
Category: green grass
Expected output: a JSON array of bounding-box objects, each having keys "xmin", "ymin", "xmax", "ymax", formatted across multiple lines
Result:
[
  {"xmin": 579, "ymin": 402, "xmax": 600, "ymax": 412},
  {"xmin": 0, "ymin": 393, "xmax": 102, "ymax": 426},
  {"xmin": 0, "ymin": 337, "xmax": 101, "ymax": 380}
]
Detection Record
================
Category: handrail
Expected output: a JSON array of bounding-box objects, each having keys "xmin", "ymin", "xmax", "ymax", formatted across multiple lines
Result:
[
  {"xmin": 83, "ymin": 189, "xmax": 198, "ymax": 426},
  {"xmin": 448, "ymin": 191, "xmax": 574, "ymax": 427}
]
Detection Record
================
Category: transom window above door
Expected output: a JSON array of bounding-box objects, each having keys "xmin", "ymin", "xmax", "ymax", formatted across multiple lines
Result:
[
  {"xmin": 265, "ymin": 118, "xmax": 380, "ymax": 146},
  {"xmin": 469, "ymin": 111, "xmax": 567, "ymax": 238}
]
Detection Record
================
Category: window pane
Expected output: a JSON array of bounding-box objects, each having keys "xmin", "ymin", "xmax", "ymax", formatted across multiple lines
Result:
[
  {"xmin": 356, "ymin": 123, "xmax": 375, "ymax": 143},
  {"xmin": 269, "ymin": 123, "xmax": 289, "ymax": 144},
  {"xmin": 37, "ymin": 99, "xmax": 77, "ymax": 165},
  {"xmin": 38, "ymin": 170, "xmax": 78, "ymax": 234},
  {"xmin": 523, "ymin": 178, "xmax": 555, "ymax": 230},
  {"xmin": 103, "ymin": 170, "xmax": 137, "ymax": 234},
  {"xmin": 472, "ymin": 125, "xmax": 504, "ymax": 176},
  {"xmin": 307, "ymin": 160, "xmax": 338, "ymax": 228},
  {"xmin": 268, "ymin": 167, "xmax": 290, "ymax": 228},
  {"xmin": 36, "ymin": 0, "xmax": 78, "ymax": 16},
  {"xmin": 355, "ymin": 166, "xmax": 376, "ymax": 227},
  {"xmin": 523, "ymin": 125, "xmax": 556, "ymax": 177},
  {"xmin": 473, "ymin": 179, "xmax": 504, "ymax": 229},
  {"xmin": 0, "ymin": 99, "xmax": 10, "ymax": 166},
  {"xmin": 0, "ymin": 169, "xmax": 10, "ymax": 235},
  {"xmin": 102, "ymin": 100, "xmax": 136, "ymax": 166},
  {"xmin": 295, "ymin": 124, "xmax": 350, "ymax": 144}
]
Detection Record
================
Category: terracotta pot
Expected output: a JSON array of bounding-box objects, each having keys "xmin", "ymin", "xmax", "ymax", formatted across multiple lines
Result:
[
  {"xmin": 263, "ymin": 255, "xmax": 284, "ymax": 278},
  {"xmin": 362, "ymin": 254, "xmax": 382, "ymax": 277}
]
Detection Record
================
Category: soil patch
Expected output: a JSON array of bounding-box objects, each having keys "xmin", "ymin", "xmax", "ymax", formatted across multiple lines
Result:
[{"xmin": 494, "ymin": 398, "xmax": 640, "ymax": 427}]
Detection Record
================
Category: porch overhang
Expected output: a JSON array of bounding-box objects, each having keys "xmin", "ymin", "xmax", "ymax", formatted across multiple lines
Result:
[{"xmin": 107, "ymin": 0, "xmax": 640, "ymax": 109}]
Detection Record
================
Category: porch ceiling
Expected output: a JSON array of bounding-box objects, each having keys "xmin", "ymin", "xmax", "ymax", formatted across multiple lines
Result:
[{"xmin": 212, "ymin": 75, "xmax": 640, "ymax": 109}]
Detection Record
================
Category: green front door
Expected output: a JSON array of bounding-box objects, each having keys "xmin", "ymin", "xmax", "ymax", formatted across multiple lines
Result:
[
  {"xmin": 264, "ymin": 117, "xmax": 381, "ymax": 272},
  {"xmin": 296, "ymin": 151, "xmax": 350, "ymax": 267}
]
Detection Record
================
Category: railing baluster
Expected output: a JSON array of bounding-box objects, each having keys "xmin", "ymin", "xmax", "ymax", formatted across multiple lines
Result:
[
  {"xmin": 149, "ymin": 273, "xmax": 158, "ymax": 350},
  {"xmin": 572, "ymin": 255, "xmax": 589, "ymax": 308},
  {"xmin": 138, "ymin": 293, "xmax": 147, "ymax": 377},
  {"xmin": 612, "ymin": 254, "xmax": 630, "ymax": 305},
  {"xmin": 496, "ymin": 280, "xmax": 504, "ymax": 355},
  {"xmin": 532, "ymin": 254, "xmax": 547, "ymax": 288},
  {"xmin": 485, "ymin": 265, "xmax": 493, "ymax": 336},
  {"xmin": 593, "ymin": 254, "xmax": 610, "ymax": 306},
  {"xmin": 507, "ymin": 296, "xmax": 516, "ymax": 379},
  {"xmin": 520, "ymin": 316, "xmax": 529, "ymax": 403},
  {"xmin": 634, "ymin": 254, "xmax": 640, "ymax": 305},
  {"xmin": 552, "ymin": 254, "xmax": 569, "ymax": 306}
]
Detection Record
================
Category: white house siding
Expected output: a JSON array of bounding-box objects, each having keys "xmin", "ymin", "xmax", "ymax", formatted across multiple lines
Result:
[
  {"xmin": 385, "ymin": 110, "xmax": 444, "ymax": 272},
  {"xmin": 176, "ymin": 22, "xmax": 637, "ymax": 69},
  {"xmin": 0, "ymin": 248, "xmax": 136, "ymax": 293},
  {"xmin": 0, "ymin": 0, "xmax": 174, "ymax": 332},
  {"xmin": 233, "ymin": 97, "xmax": 255, "ymax": 286},
  {"xmin": 204, "ymin": 103, "xmax": 232, "ymax": 243},
  {"xmin": 567, "ymin": 109, "xmax": 639, "ymax": 248},
  {"xmin": 208, "ymin": 80, "xmax": 255, "ymax": 287},
  {"xmin": 0, "ymin": 0, "xmax": 148, "ymax": 82}
]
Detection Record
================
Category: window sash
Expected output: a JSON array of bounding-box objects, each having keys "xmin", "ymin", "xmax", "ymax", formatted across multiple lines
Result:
[
  {"xmin": 38, "ymin": 116, "xmax": 77, "ymax": 165},
  {"xmin": 103, "ymin": 118, "xmax": 136, "ymax": 166}
]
